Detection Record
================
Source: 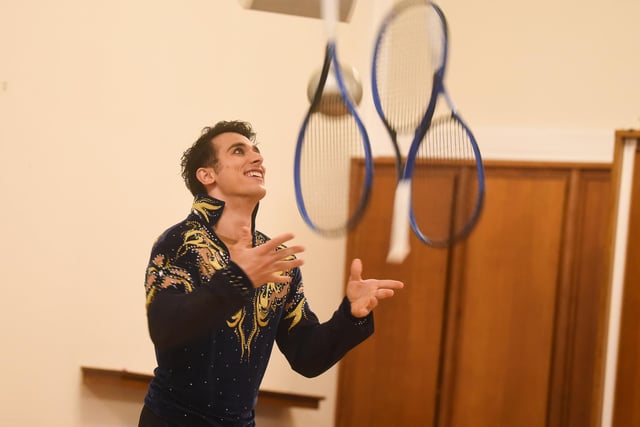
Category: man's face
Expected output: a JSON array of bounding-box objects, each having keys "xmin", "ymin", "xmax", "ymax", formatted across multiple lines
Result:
[{"xmin": 206, "ymin": 132, "xmax": 266, "ymax": 202}]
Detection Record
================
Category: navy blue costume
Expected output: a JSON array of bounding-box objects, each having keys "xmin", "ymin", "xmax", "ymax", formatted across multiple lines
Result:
[{"xmin": 142, "ymin": 195, "xmax": 373, "ymax": 426}]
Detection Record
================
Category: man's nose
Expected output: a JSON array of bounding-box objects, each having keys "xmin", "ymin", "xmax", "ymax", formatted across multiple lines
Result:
[{"xmin": 251, "ymin": 151, "xmax": 263, "ymax": 164}]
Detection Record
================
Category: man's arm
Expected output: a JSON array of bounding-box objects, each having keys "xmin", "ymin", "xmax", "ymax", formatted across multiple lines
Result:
[
  {"xmin": 275, "ymin": 259, "xmax": 403, "ymax": 377},
  {"xmin": 276, "ymin": 292, "xmax": 374, "ymax": 378},
  {"xmin": 146, "ymin": 260, "xmax": 253, "ymax": 351}
]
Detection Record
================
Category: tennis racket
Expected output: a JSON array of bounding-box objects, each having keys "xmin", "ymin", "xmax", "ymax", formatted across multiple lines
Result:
[
  {"xmin": 293, "ymin": 0, "xmax": 373, "ymax": 237},
  {"xmin": 408, "ymin": 95, "xmax": 485, "ymax": 249},
  {"xmin": 373, "ymin": 0, "xmax": 484, "ymax": 261},
  {"xmin": 406, "ymin": 4, "xmax": 485, "ymax": 249},
  {"xmin": 371, "ymin": 0, "xmax": 445, "ymax": 262}
]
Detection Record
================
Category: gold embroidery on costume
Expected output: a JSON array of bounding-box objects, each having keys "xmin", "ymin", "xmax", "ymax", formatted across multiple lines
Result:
[
  {"xmin": 226, "ymin": 237, "xmax": 296, "ymax": 361},
  {"xmin": 228, "ymin": 280, "xmax": 292, "ymax": 360},
  {"xmin": 146, "ymin": 204, "xmax": 304, "ymax": 362},
  {"xmin": 257, "ymin": 283, "xmax": 289, "ymax": 327},
  {"xmin": 192, "ymin": 199, "xmax": 223, "ymax": 223},
  {"xmin": 227, "ymin": 309, "xmax": 248, "ymax": 358},
  {"xmin": 146, "ymin": 222, "xmax": 226, "ymax": 306},
  {"xmin": 145, "ymin": 254, "xmax": 194, "ymax": 306},
  {"xmin": 284, "ymin": 298, "xmax": 306, "ymax": 332},
  {"xmin": 178, "ymin": 224, "xmax": 226, "ymax": 276}
]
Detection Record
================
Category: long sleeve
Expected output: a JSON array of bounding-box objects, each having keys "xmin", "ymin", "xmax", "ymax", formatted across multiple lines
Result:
[
  {"xmin": 147, "ymin": 261, "xmax": 253, "ymax": 351},
  {"xmin": 275, "ymin": 268, "xmax": 374, "ymax": 378},
  {"xmin": 143, "ymin": 216, "xmax": 254, "ymax": 351}
]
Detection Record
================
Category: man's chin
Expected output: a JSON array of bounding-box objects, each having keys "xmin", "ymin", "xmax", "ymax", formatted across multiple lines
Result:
[{"xmin": 253, "ymin": 187, "xmax": 267, "ymax": 200}]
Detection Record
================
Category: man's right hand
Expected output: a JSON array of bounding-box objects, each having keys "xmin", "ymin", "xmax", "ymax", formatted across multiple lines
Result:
[{"xmin": 228, "ymin": 227, "xmax": 305, "ymax": 288}]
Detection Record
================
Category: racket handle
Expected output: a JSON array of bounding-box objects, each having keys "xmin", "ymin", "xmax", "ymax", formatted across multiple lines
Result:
[
  {"xmin": 386, "ymin": 179, "xmax": 411, "ymax": 264},
  {"xmin": 321, "ymin": 0, "xmax": 338, "ymax": 38}
]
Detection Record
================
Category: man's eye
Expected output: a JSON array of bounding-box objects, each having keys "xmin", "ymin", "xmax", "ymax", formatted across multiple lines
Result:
[{"xmin": 233, "ymin": 148, "xmax": 244, "ymax": 154}]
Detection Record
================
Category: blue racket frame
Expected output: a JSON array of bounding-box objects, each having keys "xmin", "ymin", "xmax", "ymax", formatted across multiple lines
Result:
[
  {"xmin": 294, "ymin": 42, "xmax": 374, "ymax": 236},
  {"xmin": 372, "ymin": 0, "xmax": 486, "ymax": 247}
]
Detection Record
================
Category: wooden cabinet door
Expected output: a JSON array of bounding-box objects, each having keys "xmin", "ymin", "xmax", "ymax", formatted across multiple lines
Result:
[
  {"xmin": 337, "ymin": 160, "xmax": 451, "ymax": 426},
  {"xmin": 336, "ymin": 160, "xmax": 611, "ymax": 427},
  {"xmin": 443, "ymin": 168, "xmax": 567, "ymax": 427}
]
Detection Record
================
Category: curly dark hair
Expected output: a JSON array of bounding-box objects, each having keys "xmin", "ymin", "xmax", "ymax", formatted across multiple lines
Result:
[{"xmin": 180, "ymin": 120, "xmax": 257, "ymax": 196}]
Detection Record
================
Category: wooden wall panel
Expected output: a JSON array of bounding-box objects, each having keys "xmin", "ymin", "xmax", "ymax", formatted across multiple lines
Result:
[
  {"xmin": 445, "ymin": 170, "xmax": 568, "ymax": 427},
  {"xmin": 562, "ymin": 171, "xmax": 612, "ymax": 427},
  {"xmin": 337, "ymin": 160, "xmax": 451, "ymax": 426}
]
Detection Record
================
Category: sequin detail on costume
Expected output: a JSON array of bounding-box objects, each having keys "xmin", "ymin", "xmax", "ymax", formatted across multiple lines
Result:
[
  {"xmin": 145, "ymin": 195, "xmax": 306, "ymax": 363},
  {"xmin": 226, "ymin": 234, "xmax": 299, "ymax": 361},
  {"xmin": 191, "ymin": 198, "xmax": 223, "ymax": 223},
  {"xmin": 179, "ymin": 223, "xmax": 226, "ymax": 276},
  {"xmin": 145, "ymin": 254, "xmax": 194, "ymax": 306},
  {"xmin": 145, "ymin": 223, "xmax": 226, "ymax": 306}
]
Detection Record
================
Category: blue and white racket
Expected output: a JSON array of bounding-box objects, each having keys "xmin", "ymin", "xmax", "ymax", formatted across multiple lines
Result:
[
  {"xmin": 294, "ymin": 0, "xmax": 373, "ymax": 237},
  {"xmin": 372, "ymin": 0, "xmax": 484, "ymax": 261}
]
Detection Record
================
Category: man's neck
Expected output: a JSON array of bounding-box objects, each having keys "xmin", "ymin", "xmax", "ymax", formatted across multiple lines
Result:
[{"xmin": 210, "ymin": 196, "xmax": 256, "ymax": 243}]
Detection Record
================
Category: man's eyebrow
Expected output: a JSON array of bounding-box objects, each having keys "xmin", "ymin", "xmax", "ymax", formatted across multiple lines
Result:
[
  {"xmin": 227, "ymin": 141, "xmax": 260, "ymax": 153},
  {"xmin": 227, "ymin": 141, "xmax": 250, "ymax": 150}
]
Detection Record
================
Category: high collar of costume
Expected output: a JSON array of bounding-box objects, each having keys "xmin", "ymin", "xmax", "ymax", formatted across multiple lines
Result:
[{"xmin": 190, "ymin": 194, "xmax": 259, "ymax": 240}]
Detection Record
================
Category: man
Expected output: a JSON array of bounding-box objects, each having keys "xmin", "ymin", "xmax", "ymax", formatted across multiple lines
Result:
[{"xmin": 139, "ymin": 120, "xmax": 404, "ymax": 426}]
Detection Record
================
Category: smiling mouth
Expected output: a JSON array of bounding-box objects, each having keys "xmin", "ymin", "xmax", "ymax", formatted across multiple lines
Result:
[{"xmin": 245, "ymin": 170, "xmax": 264, "ymax": 179}]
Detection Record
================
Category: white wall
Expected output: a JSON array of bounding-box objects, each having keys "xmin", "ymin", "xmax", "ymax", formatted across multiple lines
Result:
[{"xmin": 0, "ymin": 0, "xmax": 638, "ymax": 426}]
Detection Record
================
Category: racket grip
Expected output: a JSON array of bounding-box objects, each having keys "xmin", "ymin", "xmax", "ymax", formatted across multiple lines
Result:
[
  {"xmin": 386, "ymin": 179, "xmax": 411, "ymax": 264},
  {"xmin": 321, "ymin": 0, "xmax": 338, "ymax": 37}
]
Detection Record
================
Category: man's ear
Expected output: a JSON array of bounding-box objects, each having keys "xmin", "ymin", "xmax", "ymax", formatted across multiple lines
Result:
[{"xmin": 196, "ymin": 167, "xmax": 216, "ymax": 187}]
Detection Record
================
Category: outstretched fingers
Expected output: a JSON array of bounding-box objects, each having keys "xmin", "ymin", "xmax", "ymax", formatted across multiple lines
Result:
[
  {"xmin": 262, "ymin": 232, "xmax": 296, "ymax": 251},
  {"xmin": 230, "ymin": 232, "xmax": 305, "ymax": 287},
  {"xmin": 371, "ymin": 278, "xmax": 404, "ymax": 292},
  {"xmin": 346, "ymin": 258, "xmax": 404, "ymax": 318}
]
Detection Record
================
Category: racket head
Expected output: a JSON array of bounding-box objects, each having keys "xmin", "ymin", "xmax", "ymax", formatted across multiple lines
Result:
[
  {"xmin": 294, "ymin": 43, "xmax": 373, "ymax": 237},
  {"xmin": 408, "ymin": 113, "xmax": 485, "ymax": 247},
  {"xmin": 371, "ymin": 0, "xmax": 448, "ymax": 178}
]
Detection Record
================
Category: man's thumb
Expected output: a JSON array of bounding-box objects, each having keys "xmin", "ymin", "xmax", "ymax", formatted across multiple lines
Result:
[{"xmin": 350, "ymin": 258, "xmax": 363, "ymax": 281}]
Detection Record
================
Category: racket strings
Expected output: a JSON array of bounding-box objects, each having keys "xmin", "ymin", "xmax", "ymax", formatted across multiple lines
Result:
[
  {"xmin": 299, "ymin": 107, "xmax": 366, "ymax": 235},
  {"xmin": 412, "ymin": 117, "xmax": 481, "ymax": 244},
  {"xmin": 419, "ymin": 116, "xmax": 475, "ymax": 162},
  {"xmin": 375, "ymin": 3, "xmax": 441, "ymax": 135}
]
